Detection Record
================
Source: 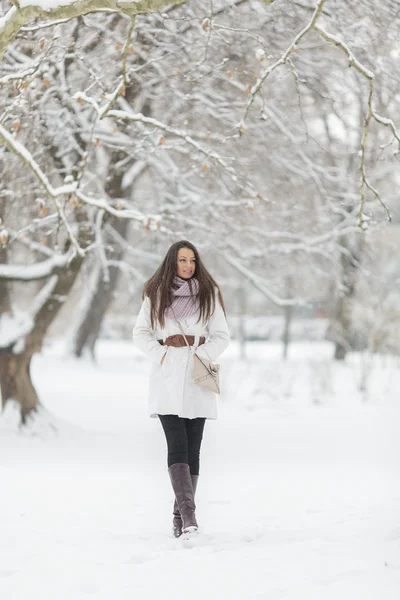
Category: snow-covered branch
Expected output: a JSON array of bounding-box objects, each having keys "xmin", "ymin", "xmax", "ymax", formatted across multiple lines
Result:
[
  {"xmin": 0, "ymin": 123, "xmax": 77, "ymax": 197},
  {"xmin": 223, "ymin": 253, "xmax": 305, "ymax": 308},
  {"xmin": 0, "ymin": 123, "xmax": 152, "ymax": 235},
  {"xmin": 244, "ymin": 0, "xmax": 326, "ymax": 121},
  {"xmin": 314, "ymin": 24, "xmax": 396, "ymax": 226},
  {"xmin": 0, "ymin": 0, "xmax": 187, "ymax": 59},
  {"xmin": 0, "ymin": 250, "xmax": 75, "ymax": 281},
  {"xmin": 71, "ymin": 87, "xmax": 259, "ymax": 198},
  {"xmin": 314, "ymin": 25, "xmax": 374, "ymax": 80},
  {"xmin": 106, "ymin": 109, "xmax": 258, "ymax": 199},
  {"xmin": 237, "ymin": 1, "xmax": 398, "ymax": 224},
  {"xmin": 0, "ymin": 63, "xmax": 39, "ymax": 84}
]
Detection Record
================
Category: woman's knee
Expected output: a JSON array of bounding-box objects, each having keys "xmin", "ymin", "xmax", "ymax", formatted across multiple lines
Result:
[{"xmin": 168, "ymin": 451, "xmax": 188, "ymax": 467}]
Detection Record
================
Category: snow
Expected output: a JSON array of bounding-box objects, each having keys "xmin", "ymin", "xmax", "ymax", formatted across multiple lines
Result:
[
  {"xmin": 0, "ymin": 310, "xmax": 33, "ymax": 350},
  {"xmin": 0, "ymin": 252, "xmax": 74, "ymax": 281},
  {"xmin": 18, "ymin": 0, "xmax": 75, "ymax": 8},
  {"xmin": 1, "ymin": 340, "xmax": 399, "ymax": 599},
  {"xmin": 0, "ymin": 7, "xmax": 16, "ymax": 32},
  {"xmin": 0, "ymin": 277, "xmax": 58, "ymax": 350},
  {"xmin": 17, "ymin": 0, "xmax": 141, "ymax": 9}
]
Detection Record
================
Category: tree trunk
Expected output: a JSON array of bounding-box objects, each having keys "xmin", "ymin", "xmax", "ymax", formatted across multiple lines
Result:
[
  {"xmin": 282, "ymin": 276, "xmax": 293, "ymax": 360},
  {"xmin": 332, "ymin": 234, "xmax": 363, "ymax": 360},
  {"xmin": 0, "ymin": 353, "xmax": 39, "ymax": 423},
  {"xmin": 71, "ymin": 225, "xmax": 128, "ymax": 358},
  {"xmin": 0, "ymin": 253, "xmax": 86, "ymax": 419},
  {"xmin": 282, "ymin": 304, "xmax": 293, "ymax": 360},
  {"xmin": 71, "ymin": 160, "xmax": 132, "ymax": 358},
  {"xmin": 0, "ymin": 207, "xmax": 92, "ymax": 422},
  {"xmin": 71, "ymin": 51, "xmax": 152, "ymax": 358},
  {"xmin": 237, "ymin": 286, "xmax": 247, "ymax": 361},
  {"xmin": 0, "ymin": 198, "xmax": 10, "ymax": 315},
  {"xmin": 333, "ymin": 294, "xmax": 350, "ymax": 360}
]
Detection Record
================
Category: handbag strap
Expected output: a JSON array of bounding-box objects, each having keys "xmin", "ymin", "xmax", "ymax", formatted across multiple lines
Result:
[
  {"xmin": 170, "ymin": 307, "xmax": 191, "ymax": 348},
  {"xmin": 170, "ymin": 307, "xmax": 214, "ymax": 363}
]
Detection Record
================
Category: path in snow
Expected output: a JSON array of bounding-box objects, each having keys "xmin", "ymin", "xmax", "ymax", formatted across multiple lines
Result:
[{"xmin": 0, "ymin": 341, "xmax": 399, "ymax": 599}]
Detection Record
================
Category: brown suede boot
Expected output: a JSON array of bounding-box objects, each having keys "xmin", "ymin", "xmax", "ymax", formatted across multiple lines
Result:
[
  {"xmin": 168, "ymin": 463, "xmax": 198, "ymax": 535},
  {"xmin": 172, "ymin": 474, "xmax": 199, "ymax": 538}
]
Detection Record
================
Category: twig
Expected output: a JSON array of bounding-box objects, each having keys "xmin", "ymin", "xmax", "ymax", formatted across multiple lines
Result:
[
  {"xmin": 315, "ymin": 24, "xmax": 393, "ymax": 225},
  {"xmin": 243, "ymin": 0, "xmax": 326, "ymax": 122}
]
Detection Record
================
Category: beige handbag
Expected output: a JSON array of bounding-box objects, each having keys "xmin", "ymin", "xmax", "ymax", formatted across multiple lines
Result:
[
  {"xmin": 175, "ymin": 319, "xmax": 220, "ymax": 394},
  {"xmin": 193, "ymin": 353, "xmax": 220, "ymax": 394}
]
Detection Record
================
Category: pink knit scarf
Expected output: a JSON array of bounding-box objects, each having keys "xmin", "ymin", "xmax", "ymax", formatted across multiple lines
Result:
[{"xmin": 165, "ymin": 276, "xmax": 200, "ymax": 320}]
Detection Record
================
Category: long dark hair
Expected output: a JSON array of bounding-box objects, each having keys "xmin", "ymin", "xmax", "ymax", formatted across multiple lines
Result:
[{"xmin": 143, "ymin": 240, "xmax": 226, "ymax": 329}]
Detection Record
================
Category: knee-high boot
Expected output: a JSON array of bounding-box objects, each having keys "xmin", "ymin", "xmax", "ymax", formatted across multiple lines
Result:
[
  {"xmin": 172, "ymin": 473, "xmax": 199, "ymax": 538},
  {"xmin": 168, "ymin": 463, "xmax": 198, "ymax": 536}
]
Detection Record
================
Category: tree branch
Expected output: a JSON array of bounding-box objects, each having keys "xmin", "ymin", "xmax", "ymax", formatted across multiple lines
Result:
[
  {"xmin": 0, "ymin": 250, "xmax": 76, "ymax": 281},
  {"xmin": 223, "ymin": 252, "xmax": 305, "ymax": 308},
  {"xmin": 314, "ymin": 24, "xmax": 395, "ymax": 226},
  {"xmin": 0, "ymin": 0, "xmax": 187, "ymax": 59},
  {"xmin": 243, "ymin": 0, "xmax": 326, "ymax": 121},
  {"xmin": 0, "ymin": 124, "xmax": 77, "ymax": 197}
]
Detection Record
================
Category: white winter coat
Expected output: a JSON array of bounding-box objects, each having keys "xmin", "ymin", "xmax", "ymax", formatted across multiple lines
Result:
[{"xmin": 132, "ymin": 294, "xmax": 230, "ymax": 419}]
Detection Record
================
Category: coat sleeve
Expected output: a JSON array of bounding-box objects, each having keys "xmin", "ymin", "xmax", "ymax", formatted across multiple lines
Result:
[
  {"xmin": 195, "ymin": 297, "xmax": 230, "ymax": 362},
  {"xmin": 132, "ymin": 296, "xmax": 167, "ymax": 365}
]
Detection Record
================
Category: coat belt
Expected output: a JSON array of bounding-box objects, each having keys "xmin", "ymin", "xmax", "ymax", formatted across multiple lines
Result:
[{"xmin": 158, "ymin": 334, "xmax": 205, "ymax": 348}]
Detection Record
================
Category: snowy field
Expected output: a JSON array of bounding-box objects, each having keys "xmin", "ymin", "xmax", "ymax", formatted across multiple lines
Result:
[{"xmin": 1, "ymin": 340, "xmax": 400, "ymax": 600}]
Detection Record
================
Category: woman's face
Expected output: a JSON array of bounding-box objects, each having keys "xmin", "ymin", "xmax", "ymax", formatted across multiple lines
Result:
[{"xmin": 176, "ymin": 247, "xmax": 196, "ymax": 279}]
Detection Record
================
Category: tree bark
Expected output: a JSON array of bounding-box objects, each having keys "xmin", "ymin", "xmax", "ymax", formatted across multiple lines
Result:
[
  {"xmin": 0, "ymin": 353, "xmax": 39, "ymax": 423},
  {"xmin": 332, "ymin": 234, "xmax": 363, "ymax": 360}
]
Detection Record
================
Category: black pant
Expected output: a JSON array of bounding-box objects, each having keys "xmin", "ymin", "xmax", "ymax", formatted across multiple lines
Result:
[{"xmin": 158, "ymin": 414, "xmax": 206, "ymax": 475}]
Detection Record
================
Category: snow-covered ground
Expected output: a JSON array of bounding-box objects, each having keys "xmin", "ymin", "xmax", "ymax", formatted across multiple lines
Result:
[{"xmin": 1, "ymin": 340, "xmax": 400, "ymax": 600}]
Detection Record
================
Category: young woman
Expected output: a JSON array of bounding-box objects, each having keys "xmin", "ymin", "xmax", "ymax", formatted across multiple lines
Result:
[{"xmin": 132, "ymin": 240, "xmax": 230, "ymax": 538}]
